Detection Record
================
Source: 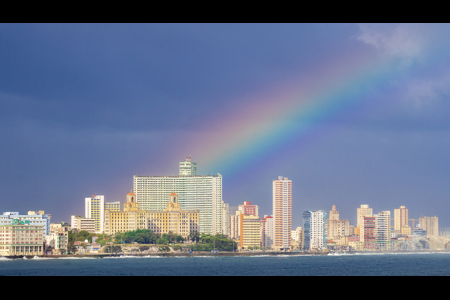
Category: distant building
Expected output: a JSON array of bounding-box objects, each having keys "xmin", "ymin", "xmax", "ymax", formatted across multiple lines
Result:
[
  {"xmin": 375, "ymin": 211, "xmax": 391, "ymax": 251},
  {"xmin": 238, "ymin": 201, "xmax": 259, "ymax": 218},
  {"xmin": 327, "ymin": 205, "xmax": 350, "ymax": 240},
  {"xmin": 356, "ymin": 205, "xmax": 373, "ymax": 235},
  {"xmin": 71, "ymin": 216, "xmax": 96, "ymax": 233},
  {"xmin": 303, "ymin": 210, "xmax": 328, "ymax": 251},
  {"xmin": 179, "ymin": 155, "xmax": 197, "ymax": 176},
  {"xmin": 419, "ymin": 216, "xmax": 439, "ymax": 237},
  {"xmin": 394, "ymin": 206, "xmax": 410, "ymax": 236},
  {"xmin": 133, "ymin": 158, "xmax": 226, "ymax": 235},
  {"xmin": 261, "ymin": 215, "xmax": 274, "ymax": 250},
  {"xmin": 273, "ymin": 176, "xmax": 292, "ymax": 250},
  {"xmin": 45, "ymin": 223, "xmax": 69, "ymax": 255},
  {"xmin": 361, "ymin": 216, "xmax": 376, "ymax": 250}
]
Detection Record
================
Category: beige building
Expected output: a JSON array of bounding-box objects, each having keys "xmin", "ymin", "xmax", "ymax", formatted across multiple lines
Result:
[
  {"xmin": 239, "ymin": 214, "xmax": 261, "ymax": 249},
  {"xmin": 394, "ymin": 206, "xmax": 410, "ymax": 235},
  {"xmin": 45, "ymin": 223, "xmax": 69, "ymax": 255},
  {"xmin": 419, "ymin": 216, "xmax": 439, "ymax": 237},
  {"xmin": 0, "ymin": 219, "xmax": 45, "ymax": 256},
  {"xmin": 356, "ymin": 204, "xmax": 373, "ymax": 235},
  {"xmin": 327, "ymin": 205, "xmax": 350, "ymax": 240},
  {"xmin": 104, "ymin": 192, "xmax": 200, "ymax": 239}
]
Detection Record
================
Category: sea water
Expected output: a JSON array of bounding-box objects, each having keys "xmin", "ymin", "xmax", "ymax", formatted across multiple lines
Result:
[{"xmin": 1, "ymin": 252, "xmax": 450, "ymax": 276}]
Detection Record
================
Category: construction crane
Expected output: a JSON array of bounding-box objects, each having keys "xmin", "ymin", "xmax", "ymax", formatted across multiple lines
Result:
[{"xmin": 409, "ymin": 219, "xmax": 419, "ymax": 230}]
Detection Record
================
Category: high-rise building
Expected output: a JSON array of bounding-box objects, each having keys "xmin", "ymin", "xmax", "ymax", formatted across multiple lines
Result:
[
  {"xmin": 375, "ymin": 211, "xmax": 391, "ymax": 251},
  {"xmin": 303, "ymin": 210, "xmax": 328, "ymax": 251},
  {"xmin": 394, "ymin": 206, "xmax": 410, "ymax": 235},
  {"xmin": 85, "ymin": 195, "xmax": 105, "ymax": 233},
  {"xmin": 273, "ymin": 176, "xmax": 292, "ymax": 250},
  {"xmin": 419, "ymin": 216, "xmax": 439, "ymax": 237},
  {"xmin": 179, "ymin": 156, "xmax": 197, "ymax": 176},
  {"xmin": 357, "ymin": 204, "xmax": 373, "ymax": 235},
  {"xmin": 133, "ymin": 159, "xmax": 226, "ymax": 235},
  {"xmin": 361, "ymin": 216, "xmax": 376, "ymax": 250},
  {"xmin": 261, "ymin": 215, "xmax": 274, "ymax": 250},
  {"xmin": 327, "ymin": 204, "xmax": 349, "ymax": 240}
]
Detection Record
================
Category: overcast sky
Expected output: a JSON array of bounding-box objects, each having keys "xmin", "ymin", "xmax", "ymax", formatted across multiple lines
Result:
[{"xmin": 1, "ymin": 23, "xmax": 450, "ymax": 229}]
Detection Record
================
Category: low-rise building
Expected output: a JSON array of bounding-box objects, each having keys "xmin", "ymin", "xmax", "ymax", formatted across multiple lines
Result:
[{"xmin": 0, "ymin": 219, "xmax": 45, "ymax": 256}]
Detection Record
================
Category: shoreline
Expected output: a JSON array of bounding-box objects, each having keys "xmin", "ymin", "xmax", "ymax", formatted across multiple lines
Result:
[{"xmin": 3, "ymin": 249, "xmax": 450, "ymax": 259}]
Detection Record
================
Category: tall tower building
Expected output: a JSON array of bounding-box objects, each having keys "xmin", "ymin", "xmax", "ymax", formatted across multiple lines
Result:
[
  {"xmin": 356, "ymin": 204, "xmax": 373, "ymax": 235},
  {"xmin": 303, "ymin": 210, "xmax": 328, "ymax": 251},
  {"xmin": 85, "ymin": 195, "xmax": 104, "ymax": 233},
  {"xmin": 273, "ymin": 176, "xmax": 292, "ymax": 250},
  {"xmin": 361, "ymin": 216, "xmax": 376, "ymax": 250},
  {"xmin": 375, "ymin": 211, "xmax": 391, "ymax": 251},
  {"xmin": 261, "ymin": 215, "xmax": 274, "ymax": 250},
  {"xmin": 179, "ymin": 156, "xmax": 197, "ymax": 176},
  {"xmin": 394, "ymin": 206, "xmax": 410, "ymax": 235}
]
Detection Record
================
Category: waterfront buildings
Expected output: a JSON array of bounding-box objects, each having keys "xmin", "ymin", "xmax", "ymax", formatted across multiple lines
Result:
[
  {"xmin": 356, "ymin": 204, "xmax": 373, "ymax": 236},
  {"xmin": 0, "ymin": 211, "xmax": 51, "ymax": 236},
  {"xmin": 327, "ymin": 205, "xmax": 350, "ymax": 240},
  {"xmin": 104, "ymin": 192, "xmax": 200, "ymax": 239},
  {"xmin": 273, "ymin": 176, "xmax": 292, "ymax": 250},
  {"xmin": 85, "ymin": 195, "xmax": 122, "ymax": 234},
  {"xmin": 133, "ymin": 158, "xmax": 226, "ymax": 235},
  {"xmin": 239, "ymin": 214, "xmax": 261, "ymax": 249},
  {"xmin": 361, "ymin": 216, "xmax": 376, "ymax": 250},
  {"xmin": 419, "ymin": 216, "xmax": 439, "ymax": 237},
  {"xmin": 303, "ymin": 210, "xmax": 328, "ymax": 251},
  {"xmin": 375, "ymin": 211, "xmax": 391, "ymax": 251},
  {"xmin": 85, "ymin": 195, "xmax": 104, "ymax": 233},
  {"xmin": 291, "ymin": 226, "xmax": 303, "ymax": 249},
  {"xmin": 261, "ymin": 215, "xmax": 274, "ymax": 250},
  {"xmin": 394, "ymin": 206, "xmax": 410, "ymax": 235},
  {"xmin": 45, "ymin": 223, "xmax": 69, "ymax": 255},
  {"xmin": 71, "ymin": 216, "xmax": 96, "ymax": 233},
  {"xmin": 0, "ymin": 219, "xmax": 45, "ymax": 256}
]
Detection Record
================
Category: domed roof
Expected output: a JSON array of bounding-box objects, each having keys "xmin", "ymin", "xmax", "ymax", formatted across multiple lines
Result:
[
  {"xmin": 170, "ymin": 192, "xmax": 178, "ymax": 196},
  {"xmin": 127, "ymin": 192, "xmax": 135, "ymax": 196}
]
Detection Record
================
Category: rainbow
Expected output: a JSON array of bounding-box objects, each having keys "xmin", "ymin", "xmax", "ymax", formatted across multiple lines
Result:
[{"xmin": 167, "ymin": 30, "xmax": 437, "ymax": 183}]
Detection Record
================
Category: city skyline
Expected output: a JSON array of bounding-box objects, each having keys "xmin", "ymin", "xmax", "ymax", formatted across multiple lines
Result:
[{"xmin": 1, "ymin": 24, "xmax": 450, "ymax": 228}]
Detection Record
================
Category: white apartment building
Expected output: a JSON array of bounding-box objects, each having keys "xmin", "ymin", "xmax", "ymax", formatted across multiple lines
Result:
[
  {"xmin": 71, "ymin": 215, "xmax": 96, "ymax": 233},
  {"xmin": 375, "ymin": 211, "xmax": 391, "ymax": 251},
  {"xmin": 85, "ymin": 195, "xmax": 104, "ymax": 233},
  {"xmin": 262, "ymin": 215, "xmax": 274, "ymax": 250}
]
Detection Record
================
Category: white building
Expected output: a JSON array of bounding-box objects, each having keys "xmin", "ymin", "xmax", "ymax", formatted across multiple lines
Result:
[
  {"xmin": 262, "ymin": 215, "xmax": 274, "ymax": 250},
  {"xmin": 0, "ymin": 211, "xmax": 51, "ymax": 235},
  {"xmin": 85, "ymin": 195, "xmax": 104, "ymax": 233},
  {"xmin": 179, "ymin": 156, "xmax": 197, "ymax": 176},
  {"xmin": 375, "ymin": 211, "xmax": 391, "ymax": 251},
  {"xmin": 133, "ymin": 159, "xmax": 227, "ymax": 235},
  {"xmin": 303, "ymin": 210, "xmax": 328, "ymax": 251},
  {"xmin": 71, "ymin": 215, "xmax": 96, "ymax": 233}
]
